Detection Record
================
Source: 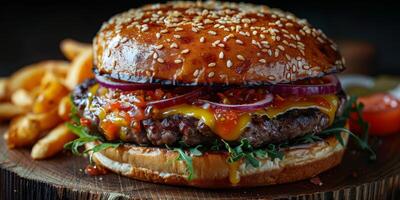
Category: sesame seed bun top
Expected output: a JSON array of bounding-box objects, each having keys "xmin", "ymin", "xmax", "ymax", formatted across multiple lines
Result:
[{"xmin": 93, "ymin": 1, "xmax": 345, "ymax": 85}]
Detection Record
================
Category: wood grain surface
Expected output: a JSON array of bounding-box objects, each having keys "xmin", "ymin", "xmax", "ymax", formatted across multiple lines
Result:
[{"xmin": 0, "ymin": 126, "xmax": 399, "ymax": 200}]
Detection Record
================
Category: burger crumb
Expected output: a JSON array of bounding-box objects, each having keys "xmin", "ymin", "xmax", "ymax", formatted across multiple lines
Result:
[{"xmin": 310, "ymin": 177, "xmax": 323, "ymax": 186}]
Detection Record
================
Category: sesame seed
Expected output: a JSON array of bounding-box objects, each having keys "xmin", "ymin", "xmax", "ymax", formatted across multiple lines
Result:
[
  {"xmin": 153, "ymin": 52, "xmax": 158, "ymax": 59},
  {"xmin": 236, "ymin": 54, "xmax": 245, "ymax": 61},
  {"xmin": 193, "ymin": 69, "xmax": 200, "ymax": 77},
  {"xmin": 160, "ymin": 29, "xmax": 168, "ymax": 34},
  {"xmin": 174, "ymin": 35, "xmax": 181, "ymax": 39},
  {"xmin": 267, "ymin": 49, "xmax": 273, "ymax": 56},
  {"xmin": 120, "ymin": 37, "xmax": 128, "ymax": 43},
  {"xmin": 157, "ymin": 58, "xmax": 164, "ymax": 63},
  {"xmin": 226, "ymin": 60, "xmax": 233, "ymax": 68},
  {"xmin": 286, "ymin": 73, "xmax": 291, "ymax": 79},
  {"xmin": 317, "ymin": 37, "xmax": 325, "ymax": 43},
  {"xmin": 235, "ymin": 39, "xmax": 244, "ymax": 45},
  {"xmin": 141, "ymin": 26, "xmax": 149, "ymax": 32},
  {"xmin": 156, "ymin": 33, "xmax": 161, "ymax": 39},
  {"xmin": 208, "ymin": 62, "xmax": 216, "ymax": 67},
  {"xmin": 208, "ymin": 30, "xmax": 217, "ymax": 35},
  {"xmin": 219, "ymin": 51, "xmax": 224, "ymax": 59},
  {"xmin": 274, "ymin": 49, "xmax": 280, "ymax": 57},
  {"xmin": 155, "ymin": 45, "xmax": 164, "ymax": 50},
  {"xmin": 181, "ymin": 49, "xmax": 190, "ymax": 54},
  {"xmin": 267, "ymin": 75, "xmax": 276, "ymax": 81},
  {"xmin": 174, "ymin": 59, "xmax": 182, "ymax": 64},
  {"xmin": 303, "ymin": 65, "xmax": 310, "ymax": 70},
  {"xmin": 170, "ymin": 42, "xmax": 178, "ymax": 48},
  {"xmin": 218, "ymin": 43, "xmax": 225, "ymax": 48},
  {"xmin": 212, "ymin": 40, "xmax": 221, "ymax": 47},
  {"xmin": 259, "ymin": 59, "xmax": 266, "ymax": 63},
  {"xmin": 208, "ymin": 71, "xmax": 215, "ymax": 78},
  {"xmin": 204, "ymin": 19, "xmax": 213, "ymax": 24},
  {"xmin": 192, "ymin": 27, "xmax": 198, "ymax": 32},
  {"xmin": 277, "ymin": 45, "xmax": 285, "ymax": 51},
  {"xmin": 175, "ymin": 27, "xmax": 183, "ymax": 31},
  {"xmin": 223, "ymin": 34, "xmax": 234, "ymax": 42}
]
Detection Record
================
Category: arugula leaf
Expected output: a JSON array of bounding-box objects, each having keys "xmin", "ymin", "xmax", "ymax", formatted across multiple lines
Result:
[
  {"xmin": 265, "ymin": 144, "xmax": 284, "ymax": 160},
  {"xmin": 66, "ymin": 123, "xmax": 98, "ymax": 140},
  {"xmin": 210, "ymin": 139, "xmax": 221, "ymax": 151},
  {"xmin": 69, "ymin": 95, "xmax": 80, "ymax": 124},
  {"xmin": 295, "ymin": 134, "xmax": 323, "ymax": 145},
  {"xmin": 189, "ymin": 145, "xmax": 203, "ymax": 156},
  {"xmin": 254, "ymin": 149, "xmax": 267, "ymax": 158},
  {"xmin": 173, "ymin": 148, "xmax": 194, "ymax": 180},
  {"xmin": 244, "ymin": 153, "xmax": 259, "ymax": 168},
  {"xmin": 64, "ymin": 116, "xmax": 120, "ymax": 155},
  {"xmin": 334, "ymin": 132, "xmax": 345, "ymax": 147},
  {"xmin": 321, "ymin": 127, "xmax": 376, "ymax": 160},
  {"xmin": 84, "ymin": 142, "xmax": 122, "ymax": 154},
  {"xmin": 317, "ymin": 95, "xmax": 376, "ymax": 160},
  {"xmin": 222, "ymin": 139, "xmax": 283, "ymax": 168}
]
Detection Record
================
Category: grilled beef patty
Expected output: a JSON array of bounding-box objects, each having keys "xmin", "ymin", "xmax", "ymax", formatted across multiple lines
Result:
[{"xmin": 73, "ymin": 79, "xmax": 345, "ymax": 148}]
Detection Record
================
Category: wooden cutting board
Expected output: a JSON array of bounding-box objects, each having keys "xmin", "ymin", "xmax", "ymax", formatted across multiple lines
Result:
[{"xmin": 0, "ymin": 126, "xmax": 399, "ymax": 200}]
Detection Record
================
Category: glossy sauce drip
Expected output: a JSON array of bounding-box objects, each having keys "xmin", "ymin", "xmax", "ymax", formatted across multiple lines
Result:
[{"xmin": 85, "ymin": 165, "xmax": 108, "ymax": 176}]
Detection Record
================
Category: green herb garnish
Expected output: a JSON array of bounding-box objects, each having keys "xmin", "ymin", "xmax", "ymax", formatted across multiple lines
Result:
[
  {"xmin": 320, "ymin": 95, "xmax": 376, "ymax": 160},
  {"xmin": 222, "ymin": 139, "xmax": 283, "ymax": 168},
  {"xmin": 64, "ymin": 102, "xmax": 121, "ymax": 155},
  {"xmin": 173, "ymin": 148, "xmax": 194, "ymax": 180}
]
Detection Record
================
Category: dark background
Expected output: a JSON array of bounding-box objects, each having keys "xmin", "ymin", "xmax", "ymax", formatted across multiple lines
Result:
[{"xmin": 0, "ymin": 1, "xmax": 399, "ymax": 76}]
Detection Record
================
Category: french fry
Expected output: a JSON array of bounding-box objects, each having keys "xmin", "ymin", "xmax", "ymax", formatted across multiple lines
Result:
[
  {"xmin": 33, "ymin": 72, "xmax": 69, "ymax": 113},
  {"xmin": 65, "ymin": 48, "xmax": 94, "ymax": 90},
  {"xmin": 6, "ymin": 109, "xmax": 62, "ymax": 148},
  {"xmin": 0, "ymin": 78, "xmax": 8, "ymax": 101},
  {"xmin": 7, "ymin": 61, "xmax": 69, "ymax": 93},
  {"xmin": 0, "ymin": 103, "xmax": 25, "ymax": 120},
  {"xmin": 60, "ymin": 39, "xmax": 91, "ymax": 60},
  {"xmin": 31, "ymin": 124, "xmax": 76, "ymax": 160},
  {"xmin": 28, "ymin": 109, "xmax": 62, "ymax": 130},
  {"xmin": 58, "ymin": 96, "xmax": 72, "ymax": 121},
  {"xmin": 6, "ymin": 116, "xmax": 40, "ymax": 148},
  {"xmin": 11, "ymin": 89, "xmax": 33, "ymax": 109}
]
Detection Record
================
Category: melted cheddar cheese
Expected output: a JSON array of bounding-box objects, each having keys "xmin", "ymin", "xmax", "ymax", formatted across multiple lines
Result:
[
  {"xmin": 229, "ymin": 161, "xmax": 241, "ymax": 185},
  {"xmin": 161, "ymin": 95, "xmax": 339, "ymax": 141}
]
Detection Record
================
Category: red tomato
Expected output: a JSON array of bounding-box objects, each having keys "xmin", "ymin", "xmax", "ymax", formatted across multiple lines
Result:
[
  {"xmin": 80, "ymin": 118, "xmax": 91, "ymax": 127},
  {"xmin": 350, "ymin": 93, "xmax": 400, "ymax": 136}
]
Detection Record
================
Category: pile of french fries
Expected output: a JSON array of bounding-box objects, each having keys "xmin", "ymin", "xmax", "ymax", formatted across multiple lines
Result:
[{"xmin": 1, "ymin": 39, "xmax": 93, "ymax": 160}]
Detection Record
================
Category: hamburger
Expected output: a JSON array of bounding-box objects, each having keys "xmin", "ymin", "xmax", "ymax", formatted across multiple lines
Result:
[{"xmin": 68, "ymin": 1, "xmax": 353, "ymax": 188}]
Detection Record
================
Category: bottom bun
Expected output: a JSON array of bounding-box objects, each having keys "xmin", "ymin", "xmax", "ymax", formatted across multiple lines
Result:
[{"xmin": 86, "ymin": 132, "xmax": 348, "ymax": 188}]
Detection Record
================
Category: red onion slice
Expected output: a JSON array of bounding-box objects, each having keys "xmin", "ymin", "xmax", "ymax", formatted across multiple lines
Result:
[
  {"xmin": 267, "ymin": 75, "xmax": 341, "ymax": 96},
  {"xmin": 198, "ymin": 93, "xmax": 274, "ymax": 111},
  {"xmin": 147, "ymin": 88, "xmax": 204, "ymax": 109},
  {"xmin": 95, "ymin": 74, "xmax": 161, "ymax": 91}
]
